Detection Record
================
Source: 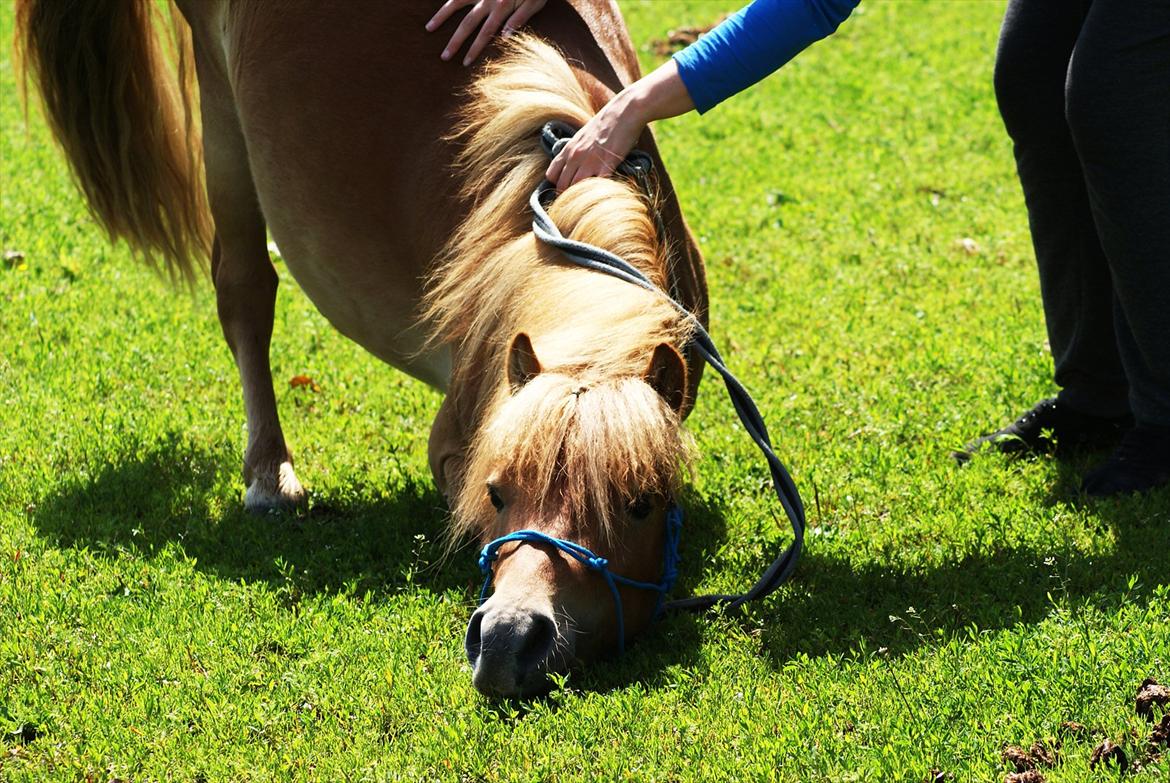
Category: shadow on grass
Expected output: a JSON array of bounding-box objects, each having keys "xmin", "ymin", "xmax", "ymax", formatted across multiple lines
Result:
[
  {"xmin": 30, "ymin": 433, "xmax": 471, "ymax": 598},
  {"xmin": 758, "ymin": 456, "xmax": 1170, "ymax": 665},
  {"xmin": 28, "ymin": 432, "xmax": 727, "ymax": 691},
  {"xmin": 31, "ymin": 432, "xmax": 1167, "ymax": 686}
]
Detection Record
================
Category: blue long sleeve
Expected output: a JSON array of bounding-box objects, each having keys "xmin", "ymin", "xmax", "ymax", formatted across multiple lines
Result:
[{"xmin": 673, "ymin": 0, "xmax": 860, "ymax": 114}]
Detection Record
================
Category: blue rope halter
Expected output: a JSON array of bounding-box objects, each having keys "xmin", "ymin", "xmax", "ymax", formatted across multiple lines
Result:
[
  {"xmin": 478, "ymin": 505, "xmax": 683, "ymax": 654},
  {"xmin": 477, "ymin": 122, "xmax": 807, "ymax": 650}
]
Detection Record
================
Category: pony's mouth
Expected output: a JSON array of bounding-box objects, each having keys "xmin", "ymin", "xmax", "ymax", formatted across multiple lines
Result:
[{"xmin": 465, "ymin": 599, "xmax": 574, "ymax": 697}]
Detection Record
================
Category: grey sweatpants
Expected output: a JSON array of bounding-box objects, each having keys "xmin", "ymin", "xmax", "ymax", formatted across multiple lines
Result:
[{"xmin": 994, "ymin": 0, "xmax": 1170, "ymax": 427}]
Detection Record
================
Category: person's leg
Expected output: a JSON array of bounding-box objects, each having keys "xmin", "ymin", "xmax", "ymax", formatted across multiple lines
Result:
[
  {"xmin": 996, "ymin": 0, "xmax": 1131, "ymax": 417},
  {"xmin": 1065, "ymin": 0, "xmax": 1170, "ymax": 494},
  {"xmin": 960, "ymin": 0, "xmax": 1131, "ymax": 460}
]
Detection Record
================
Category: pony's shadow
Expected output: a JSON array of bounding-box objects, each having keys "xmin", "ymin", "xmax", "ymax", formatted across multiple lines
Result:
[
  {"xmin": 30, "ymin": 434, "xmax": 469, "ymax": 600},
  {"xmin": 36, "ymin": 435, "xmax": 1164, "ymax": 690},
  {"xmin": 28, "ymin": 433, "xmax": 730, "ymax": 691},
  {"xmin": 756, "ymin": 455, "xmax": 1170, "ymax": 666}
]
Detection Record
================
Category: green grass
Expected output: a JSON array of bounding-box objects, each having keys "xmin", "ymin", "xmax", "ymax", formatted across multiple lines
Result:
[{"xmin": 2, "ymin": 1, "xmax": 1168, "ymax": 780}]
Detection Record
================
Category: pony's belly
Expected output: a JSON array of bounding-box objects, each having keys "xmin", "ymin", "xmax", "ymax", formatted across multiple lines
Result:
[
  {"xmin": 220, "ymin": 15, "xmax": 459, "ymax": 391},
  {"xmin": 269, "ymin": 230, "xmax": 451, "ymax": 391}
]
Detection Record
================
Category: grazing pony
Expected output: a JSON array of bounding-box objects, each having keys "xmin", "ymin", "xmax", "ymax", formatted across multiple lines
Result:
[{"xmin": 17, "ymin": 0, "xmax": 708, "ymax": 696}]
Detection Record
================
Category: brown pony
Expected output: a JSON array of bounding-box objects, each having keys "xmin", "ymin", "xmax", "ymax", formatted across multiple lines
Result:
[{"xmin": 16, "ymin": 0, "xmax": 708, "ymax": 697}]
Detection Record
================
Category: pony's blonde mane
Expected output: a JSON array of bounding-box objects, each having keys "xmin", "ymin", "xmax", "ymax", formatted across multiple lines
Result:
[{"xmin": 422, "ymin": 35, "xmax": 693, "ymax": 544}]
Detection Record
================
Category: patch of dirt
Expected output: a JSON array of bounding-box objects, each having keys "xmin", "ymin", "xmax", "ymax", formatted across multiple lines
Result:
[
  {"xmin": 1137, "ymin": 678, "xmax": 1170, "ymax": 721},
  {"xmin": 1150, "ymin": 714, "xmax": 1170, "ymax": 749},
  {"xmin": 1029, "ymin": 740, "xmax": 1058, "ymax": 767},
  {"xmin": 1004, "ymin": 772, "xmax": 1046, "ymax": 783},
  {"xmin": 1003, "ymin": 740, "xmax": 1058, "ymax": 773},
  {"xmin": 1089, "ymin": 739, "xmax": 1128, "ymax": 773},
  {"xmin": 1003, "ymin": 746, "xmax": 1034, "ymax": 772},
  {"xmin": 649, "ymin": 15, "xmax": 730, "ymax": 57},
  {"xmin": 990, "ymin": 679, "xmax": 1166, "ymax": 778}
]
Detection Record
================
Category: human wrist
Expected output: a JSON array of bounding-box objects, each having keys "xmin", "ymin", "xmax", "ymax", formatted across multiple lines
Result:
[
  {"xmin": 621, "ymin": 61, "xmax": 690, "ymax": 126},
  {"xmin": 612, "ymin": 83, "xmax": 654, "ymax": 129}
]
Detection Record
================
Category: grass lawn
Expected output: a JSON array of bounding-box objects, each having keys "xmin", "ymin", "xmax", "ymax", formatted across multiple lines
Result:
[{"xmin": 3, "ymin": 1, "xmax": 1168, "ymax": 780}]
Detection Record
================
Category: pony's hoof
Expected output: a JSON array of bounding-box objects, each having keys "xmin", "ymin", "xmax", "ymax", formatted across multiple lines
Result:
[{"xmin": 244, "ymin": 461, "xmax": 306, "ymax": 512}]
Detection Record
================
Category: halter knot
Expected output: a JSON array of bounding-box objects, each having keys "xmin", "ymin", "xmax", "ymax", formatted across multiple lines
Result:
[{"xmin": 477, "ymin": 506, "xmax": 684, "ymax": 654}]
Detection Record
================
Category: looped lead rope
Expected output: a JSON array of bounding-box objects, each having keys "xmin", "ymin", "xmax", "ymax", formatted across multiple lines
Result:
[
  {"xmin": 532, "ymin": 122, "xmax": 806, "ymax": 613},
  {"xmin": 476, "ymin": 123, "xmax": 807, "ymax": 644}
]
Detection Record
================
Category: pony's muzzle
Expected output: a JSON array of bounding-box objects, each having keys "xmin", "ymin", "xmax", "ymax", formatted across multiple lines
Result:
[{"xmin": 466, "ymin": 603, "xmax": 560, "ymax": 697}]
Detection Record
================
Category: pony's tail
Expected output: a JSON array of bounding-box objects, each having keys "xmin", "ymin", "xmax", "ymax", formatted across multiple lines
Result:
[{"xmin": 15, "ymin": 0, "xmax": 211, "ymax": 283}]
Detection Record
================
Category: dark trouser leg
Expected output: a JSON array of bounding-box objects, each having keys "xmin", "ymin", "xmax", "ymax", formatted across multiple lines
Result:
[
  {"xmin": 993, "ymin": 0, "xmax": 1130, "ymax": 417},
  {"xmin": 1066, "ymin": 0, "xmax": 1170, "ymax": 428}
]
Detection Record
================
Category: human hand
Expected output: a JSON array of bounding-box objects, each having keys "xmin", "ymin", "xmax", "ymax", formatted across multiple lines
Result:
[
  {"xmin": 545, "ymin": 93, "xmax": 648, "ymax": 192},
  {"xmin": 426, "ymin": 0, "xmax": 548, "ymax": 66}
]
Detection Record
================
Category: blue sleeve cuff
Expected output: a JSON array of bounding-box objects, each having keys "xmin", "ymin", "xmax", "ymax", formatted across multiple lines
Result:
[{"xmin": 673, "ymin": 0, "xmax": 860, "ymax": 114}]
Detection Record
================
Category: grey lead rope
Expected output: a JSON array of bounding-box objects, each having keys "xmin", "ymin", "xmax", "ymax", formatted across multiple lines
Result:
[{"xmin": 533, "ymin": 122, "xmax": 805, "ymax": 612}]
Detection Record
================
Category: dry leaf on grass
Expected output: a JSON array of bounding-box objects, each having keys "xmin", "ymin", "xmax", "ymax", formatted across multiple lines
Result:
[{"xmin": 289, "ymin": 374, "xmax": 320, "ymax": 393}]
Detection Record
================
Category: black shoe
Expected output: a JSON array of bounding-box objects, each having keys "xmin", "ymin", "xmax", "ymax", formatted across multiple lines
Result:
[
  {"xmin": 955, "ymin": 397, "xmax": 1132, "ymax": 463},
  {"xmin": 1081, "ymin": 425, "xmax": 1170, "ymax": 497}
]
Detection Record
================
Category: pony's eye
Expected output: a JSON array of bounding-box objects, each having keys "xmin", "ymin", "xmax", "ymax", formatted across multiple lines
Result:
[
  {"xmin": 487, "ymin": 485, "xmax": 505, "ymax": 512},
  {"xmin": 628, "ymin": 494, "xmax": 653, "ymax": 520}
]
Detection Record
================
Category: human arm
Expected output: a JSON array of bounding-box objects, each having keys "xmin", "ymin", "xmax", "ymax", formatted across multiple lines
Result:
[
  {"xmin": 426, "ymin": 0, "xmax": 547, "ymax": 66},
  {"xmin": 546, "ymin": 0, "xmax": 860, "ymax": 190},
  {"xmin": 674, "ymin": 0, "xmax": 859, "ymax": 114}
]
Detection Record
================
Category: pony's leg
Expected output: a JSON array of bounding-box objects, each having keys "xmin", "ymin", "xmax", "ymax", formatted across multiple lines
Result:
[
  {"xmin": 212, "ymin": 236, "xmax": 305, "ymax": 511},
  {"xmin": 199, "ymin": 65, "xmax": 304, "ymax": 511},
  {"xmin": 428, "ymin": 393, "xmax": 465, "ymax": 501}
]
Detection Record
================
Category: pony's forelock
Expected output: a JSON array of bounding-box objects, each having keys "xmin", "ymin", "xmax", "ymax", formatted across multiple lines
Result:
[{"xmin": 453, "ymin": 373, "xmax": 693, "ymax": 545}]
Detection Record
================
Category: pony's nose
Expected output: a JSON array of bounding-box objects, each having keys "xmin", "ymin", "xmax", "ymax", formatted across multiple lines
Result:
[{"xmin": 466, "ymin": 605, "xmax": 556, "ymax": 697}]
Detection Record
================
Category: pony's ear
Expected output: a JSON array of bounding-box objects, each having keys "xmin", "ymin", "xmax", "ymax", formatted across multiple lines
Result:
[
  {"xmin": 644, "ymin": 343, "xmax": 687, "ymax": 414},
  {"xmin": 507, "ymin": 332, "xmax": 542, "ymax": 391}
]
